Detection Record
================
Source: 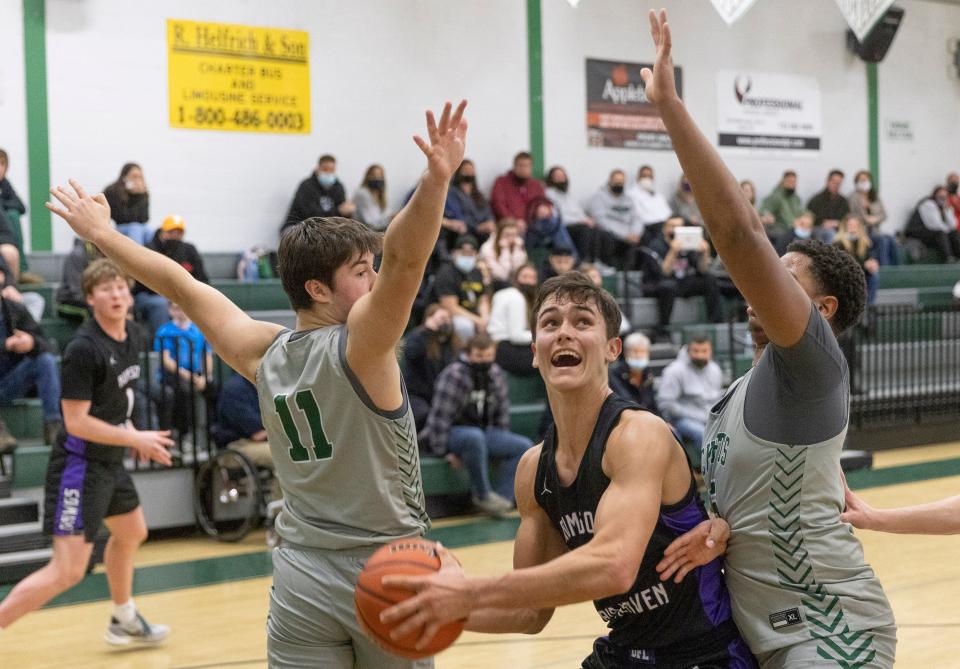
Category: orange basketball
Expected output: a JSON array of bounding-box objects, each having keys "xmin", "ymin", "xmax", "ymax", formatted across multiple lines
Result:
[{"xmin": 354, "ymin": 538, "xmax": 464, "ymax": 659}]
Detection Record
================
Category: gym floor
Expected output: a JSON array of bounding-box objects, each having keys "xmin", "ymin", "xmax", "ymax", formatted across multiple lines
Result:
[{"xmin": 2, "ymin": 441, "xmax": 959, "ymax": 669}]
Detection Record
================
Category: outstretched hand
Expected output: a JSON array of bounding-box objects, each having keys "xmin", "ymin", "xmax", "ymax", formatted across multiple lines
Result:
[
  {"xmin": 46, "ymin": 179, "xmax": 113, "ymax": 241},
  {"xmin": 656, "ymin": 517, "xmax": 730, "ymax": 583},
  {"xmin": 840, "ymin": 470, "xmax": 876, "ymax": 530},
  {"xmin": 639, "ymin": 9, "xmax": 680, "ymax": 107},
  {"xmin": 414, "ymin": 100, "xmax": 468, "ymax": 183}
]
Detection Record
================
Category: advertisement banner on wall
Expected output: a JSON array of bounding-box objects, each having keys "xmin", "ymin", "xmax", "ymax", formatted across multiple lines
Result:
[
  {"xmin": 716, "ymin": 70, "xmax": 821, "ymax": 156},
  {"xmin": 167, "ymin": 19, "xmax": 311, "ymax": 134},
  {"xmin": 586, "ymin": 58, "xmax": 682, "ymax": 150}
]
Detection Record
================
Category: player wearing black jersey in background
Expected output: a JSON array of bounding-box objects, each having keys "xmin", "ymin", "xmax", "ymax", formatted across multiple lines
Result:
[
  {"xmin": 0, "ymin": 260, "xmax": 172, "ymax": 645},
  {"xmin": 383, "ymin": 273, "xmax": 755, "ymax": 668}
]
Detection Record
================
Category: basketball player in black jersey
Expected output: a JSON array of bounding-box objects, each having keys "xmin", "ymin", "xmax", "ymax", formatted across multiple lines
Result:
[
  {"xmin": 0, "ymin": 260, "xmax": 172, "ymax": 644},
  {"xmin": 383, "ymin": 273, "xmax": 755, "ymax": 668}
]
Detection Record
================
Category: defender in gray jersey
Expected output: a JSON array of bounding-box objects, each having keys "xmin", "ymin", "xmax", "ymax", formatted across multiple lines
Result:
[
  {"xmin": 638, "ymin": 11, "xmax": 894, "ymax": 668},
  {"xmin": 47, "ymin": 99, "xmax": 469, "ymax": 668}
]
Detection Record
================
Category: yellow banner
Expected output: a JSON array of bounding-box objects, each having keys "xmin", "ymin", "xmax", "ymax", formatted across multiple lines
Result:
[{"xmin": 167, "ymin": 19, "xmax": 310, "ymax": 134}]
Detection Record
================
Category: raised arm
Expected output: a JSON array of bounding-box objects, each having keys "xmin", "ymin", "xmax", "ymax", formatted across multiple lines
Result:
[
  {"xmin": 842, "ymin": 477, "xmax": 960, "ymax": 535},
  {"xmin": 46, "ymin": 182, "xmax": 282, "ymax": 381},
  {"xmin": 345, "ymin": 101, "xmax": 467, "ymax": 387},
  {"xmin": 640, "ymin": 11, "xmax": 810, "ymax": 347}
]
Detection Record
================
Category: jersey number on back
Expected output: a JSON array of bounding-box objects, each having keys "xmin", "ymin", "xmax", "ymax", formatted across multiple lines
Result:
[{"xmin": 274, "ymin": 390, "xmax": 333, "ymax": 462}]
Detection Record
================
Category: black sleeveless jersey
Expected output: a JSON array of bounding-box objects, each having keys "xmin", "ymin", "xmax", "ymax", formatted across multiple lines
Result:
[{"xmin": 534, "ymin": 394, "xmax": 739, "ymax": 657}]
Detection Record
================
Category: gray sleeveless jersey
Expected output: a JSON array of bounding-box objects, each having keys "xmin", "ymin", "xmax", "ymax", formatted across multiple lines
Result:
[
  {"xmin": 256, "ymin": 325, "xmax": 429, "ymax": 550},
  {"xmin": 702, "ymin": 314, "xmax": 894, "ymax": 666}
]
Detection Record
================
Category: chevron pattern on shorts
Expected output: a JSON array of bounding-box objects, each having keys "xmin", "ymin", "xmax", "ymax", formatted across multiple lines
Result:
[
  {"xmin": 394, "ymin": 419, "xmax": 430, "ymax": 526},
  {"xmin": 768, "ymin": 446, "xmax": 877, "ymax": 668}
]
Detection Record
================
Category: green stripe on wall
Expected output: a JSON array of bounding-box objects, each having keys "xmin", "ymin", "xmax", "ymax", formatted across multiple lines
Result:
[
  {"xmin": 526, "ymin": 0, "xmax": 545, "ymax": 177},
  {"xmin": 867, "ymin": 62, "xmax": 879, "ymax": 184},
  {"xmin": 22, "ymin": 0, "xmax": 52, "ymax": 251}
]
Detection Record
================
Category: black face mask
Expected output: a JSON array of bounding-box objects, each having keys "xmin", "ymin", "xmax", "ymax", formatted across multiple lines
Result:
[
  {"xmin": 610, "ymin": 184, "xmax": 624, "ymax": 195},
  {"xmin": 551, "ymin": 181, "xmax": 569, "ymax": 193},
  {"xmin": 949, "ymin": 182, "xmax": 959, "ymax": 195},
  {"xmin": 783, "ymin": 187, "xmax": 796, "ymax": 196},
  {"xmin": 435, "ymin": 322, "xmax": 452, "ymax": 340},
  {"xmin": 470, "ymin": 362, "xmax": 492, "ymax": 387},
  {"xmin": 517, "ymin": 283, "xmax": 538, "ymax": 300},
  {"xmin": 456, "ymin": 174, "xmax": 476, "ymax": 186},
  {"xmin": 160, "ymin": 238, "xmax": 183, "ymax": 253},
  {"xmin": 691, "ymin": 358, "xmax": 709, "ymax": 369},
  {"xmin": 367, "ymin": 179, "xmax": 384, "ymax": 191}
]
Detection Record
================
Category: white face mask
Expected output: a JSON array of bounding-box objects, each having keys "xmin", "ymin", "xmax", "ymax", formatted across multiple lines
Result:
[
  {"xmin": 856, "ymin": 180, "xmax": 872, "ymax": 193},
  {"xmin": 639, "ymin": 177, "xmax": 655, "ymax": 192},
  {"xmin": 454, "ymin": 255, "xmax": 477, "ymax": 273},
  {"xmin": 626, "ymin": 357, "xmax": 649, "ymax": 371}
]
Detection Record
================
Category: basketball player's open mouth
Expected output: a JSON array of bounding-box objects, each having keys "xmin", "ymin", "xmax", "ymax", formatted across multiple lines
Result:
[{"xmin": 551, "ymin": 351, "xmax": 582, "ymax": 367}]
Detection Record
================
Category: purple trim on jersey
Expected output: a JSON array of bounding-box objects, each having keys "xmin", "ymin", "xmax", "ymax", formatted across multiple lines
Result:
[
  {"xmin": 728, "ymin": 637, "xmax": 759, "ymax": 668},
  {"xmin": 661, "ymin": 496, "xmax": 732, "ymax": 627},
  {"xmin": 62, "ymin": 434, "xmax": 88, "ymax": 457},
  {"xmin": 53, "ymin": 441, "xmax": 88, "ymax": 536}
]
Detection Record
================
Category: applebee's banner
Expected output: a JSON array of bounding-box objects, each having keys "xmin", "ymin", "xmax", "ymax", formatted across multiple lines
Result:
[
  {"xmin": 585, "ymin": 58, "xmax": 682, "ymax": 150},
  {"xmin": 716, "ymin": 70, "xmax": 821, "ymax": 156}
]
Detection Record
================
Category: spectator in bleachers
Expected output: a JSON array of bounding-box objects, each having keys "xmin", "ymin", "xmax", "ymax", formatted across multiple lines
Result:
[
  {"xmin": 0, "ymin": 263, "xmax": 61, "ymax": 446},
  {"xmin": 538, "ymin": 244, "xmax": 577, "ymax": 282},
  {"xmin": 644, "ymin": 217, "xmax": 723, "ymax": 324},
  {"xmin": 905, "ymin": 185, "xmax": 960, "ymax": 263},
  {"xmin": 806, "ymin": 169, "xmax": 849, "ymax": 243},
  {"xmin": 282, "ymin": 154, "xmax": 355, "ymax": 230},
  {"xmin": 609, "ymin": 332, "xmax": 659, "ymax": 416},
  {"xmin": 214, "ymin": 373, "xmax": 276, "ymax": 494},
  {"xmin": 488, "ymin": 263, "xmax": 538, "ymax": 376},
  {"xmin": 741, "ymin": 179, "xmax": 778, "ymax": 240},
  {"xmin": 433, "ymin": 234, "xmax": 490, "ymax": 341},
  {"xmin": 669, "ymin": 174, "xmax": 703, "ymax": 226},
  {"xmin": 586, "ymin": 169, "xmax": 644, "ymax": 269},
  {"xmin": 834, "ymin": 215, "xmax": 880, "ymax": 306},
  {"xmin": 580, "ymin": 263, "xmax": 631, "ymax": 335},
  {"xmin": 0, "ymin": 149, "xmax": 32, "ymax": 282},
  {"xmin": 657, "ymin": 334, "xmax": 723, "ymax": 467},
  {"xmin": 56, "ymin": 238, "xmax": 103, "ymax": 323},
  {"xmin": 421, "ymin": 333, "xmax": 533, "ymax": 516},
  {"xmin": 103, "ymin": 163, "xmax": 150, "ymax": 245},
  {"xmin": 0, "ymin": 254, "xmax": 43, "ymax": 324},
  {"xmin": 443, "ymin": 159, "xmax": 496, "ymax": 249},
  {"xmin": 759, "ymin": 170, "xmax": 802, "ymax": 238},
  {"xmin": 402, "ymin": 304, "xmax": 459, "ymax": 432},
  {"xmin": 490, "ymin": 152, "xmax": 545, "ymax": 221},
  {"xmin": 628, "ymin": 165, "xmax": 672, "ymax": 236},
  {"xmin": 154, "ymin": 302, "xmax": 216, "ymax": 435},
  {"xmin": 946, "ymin": 172, "xmax": 960, "ymax": 223},
  {"xmin": 523, "ymin": 195, "xmax": 577, "ymax": 258},
  {"xmin": 849, "ymin": 169, "xmax": 897, "ymax": 266},
  {"xmin": 774, "ymin": 210, "xmax": 815, "ymax": 256},
  {"xmin": 353, "ymin": 164, "xmax": 391, "ymax": 231},
  {"xmin": 545, "ymin": 166, "xmax": 600, "ymax": 262},
  {"xmin": 478, "ymin": 218, "xmax": 527, "ymax": 290}
]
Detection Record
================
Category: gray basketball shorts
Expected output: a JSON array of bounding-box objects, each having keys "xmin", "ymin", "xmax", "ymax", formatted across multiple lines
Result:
[
  {"xmin": 755, "ymin": 625, "xmax": 896, "ymax": 669},
  {"xmin": 267, "ymin": 542, "xmax": 435, "ymax": 669}
]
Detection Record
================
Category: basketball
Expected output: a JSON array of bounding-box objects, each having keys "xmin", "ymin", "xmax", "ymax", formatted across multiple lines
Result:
[{"xmin": 354, "ymin": 539, "xmax": 465, "ymax": 659}]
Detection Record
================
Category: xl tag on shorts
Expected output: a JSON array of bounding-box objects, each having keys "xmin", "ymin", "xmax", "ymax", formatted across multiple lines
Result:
[{"xmin": 769, "ymin": 607, "xmax": 802, "ymax": 629}]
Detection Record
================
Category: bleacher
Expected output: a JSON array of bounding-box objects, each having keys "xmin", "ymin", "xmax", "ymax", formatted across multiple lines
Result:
[{"xmin": 6, "ymin": 252, "xmax": 960, "ymax": 502}]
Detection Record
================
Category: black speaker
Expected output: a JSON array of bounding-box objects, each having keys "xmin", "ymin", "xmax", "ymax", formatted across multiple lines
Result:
[{"xmin": 845, "ymin": 5, "xmax": 905, "ymax": 63}]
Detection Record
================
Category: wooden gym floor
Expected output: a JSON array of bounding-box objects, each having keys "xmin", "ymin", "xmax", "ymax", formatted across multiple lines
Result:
[{"xmin": 2, "ymin": 442, "xmax": 959, "ymax": 668}]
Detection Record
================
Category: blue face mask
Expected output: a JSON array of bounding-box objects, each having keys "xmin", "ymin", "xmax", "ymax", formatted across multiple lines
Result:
[
  {"xmin": 626, "ymin": 357, "xmax": 649, "ymax": 371},
  {"xmin": 454, "ymin": 256, "xmax": 477, "ymax": 273},
  {"xmin": 317, "ymin": 173, "xmax": 337, "ymax": 187},
  {"xmin": 794, "ymin": 227, "xmax": 812, "ymax": 239}
]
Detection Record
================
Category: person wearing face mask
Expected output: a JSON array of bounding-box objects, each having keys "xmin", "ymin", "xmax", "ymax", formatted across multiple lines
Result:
[
  {"xmin": 608, "ymin": 332, "xmax": 659, "ymax": 416},
  {"xmin": 848, "ymin": 169, "xmax": 897, "ymax": 266},
  {"xmin": 488, "ymin": 263, "xmax": 539, "ymax": 376},
  {"xmin": 134, "ymin": 216, "xmax": 209, "ymax": 335},
  {"xmin": 523, "ymin": 195, "xmax": 577, "ymax": 258},
  {"xmin": 759, "ymin": 170, "xmax": 803, "ymax": 238},
  {"xmin": 656, "ymin": 335, "xmax": 724, "ymax": 468},
  {"xmin": 905, "ymin": 185, "xmax": 960, "ymax": 263},
  {"xmin": 806, "ymin": 169, "xmax": 849, "ymax": 243},
  {"xmin": 585, "ymin": 169, "xmax": 644, "ymax": 269},
  {"xmin": 945, "ymin": 172, "xmax": 960, "ymax": 224},
  {"xmin": 669, "ymin": 174, "xmax": 703, "ymax": 226},
  {"xmin": 402, "ymin": 304, "xmax": 461, "ymax": 432},
  {"xmin": 545, "ymin": 166, "xmax": 600, "ymax": 262},
  {"xmin": 774, "ymin": 210, "xmax": 815, "ymax": 256},
  {"xmin": 479, "ymin": 218, "xmax": 528, "ymax": 289},
  {"xmin": 490, "ymin": 151, "xmax": 546, "ymax": 221},
  {"xmin": 420, "ymin": 333, "xmax": 533, "ymax": 516},
  {"xmin": 353, "ymin": 163, "xmax": 391, "ymax": 231},
  {"xmin": 442, "ymin": 159, "xmax": 496, "ymax": 248},
  {"xmin": 432, "ymin": 234, "xmax": 491, "ymax": 341},
  {"xmin": 282, "ymin": 154, "xmax": 355, "ymax": 231},
  {"xmin": 628, "ymin": 165, "xmax": 673, "ymax": 238},
  {"xmin": 834, "ymin": 215, "xmax": 879, "ymax": 305},
  {"xmin": 103, "ymin": 163, "xmax": 151, "ymax": 245}
]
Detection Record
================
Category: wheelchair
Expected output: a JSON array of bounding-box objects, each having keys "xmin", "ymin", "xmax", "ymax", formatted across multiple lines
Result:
[{"xmin": 193, "ymin": 426, "xmax": 283, "ymax": 544}]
